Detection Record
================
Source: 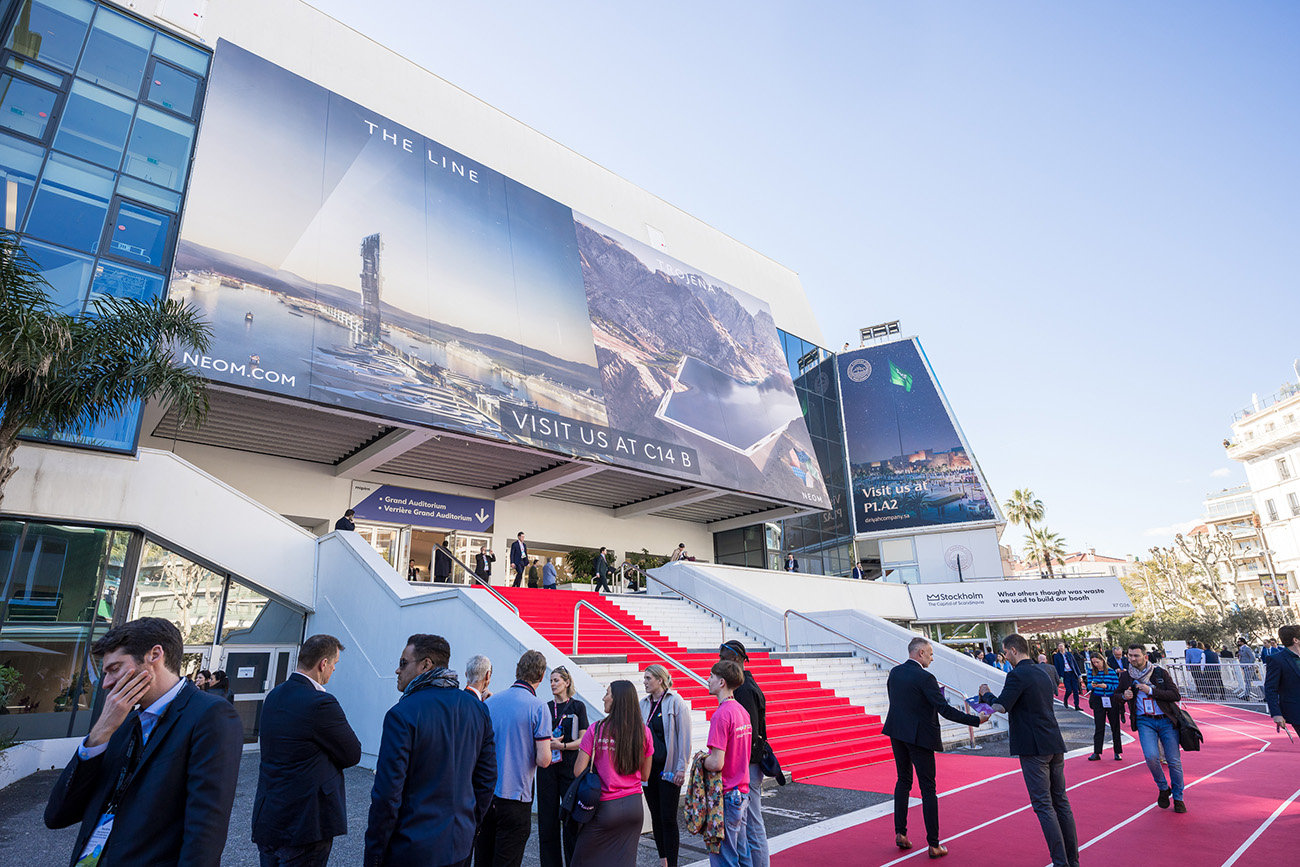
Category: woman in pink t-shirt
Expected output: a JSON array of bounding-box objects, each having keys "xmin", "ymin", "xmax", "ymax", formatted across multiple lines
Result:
[{"xmin": 572, "ymin": 680, "xmax": 654, "ymax": 867}]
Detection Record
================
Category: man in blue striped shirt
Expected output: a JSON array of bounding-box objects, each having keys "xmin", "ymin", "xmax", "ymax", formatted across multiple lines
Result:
[{"xmin": 1086, "ymin": 653, "xmax": 1123, "ymax": 761}]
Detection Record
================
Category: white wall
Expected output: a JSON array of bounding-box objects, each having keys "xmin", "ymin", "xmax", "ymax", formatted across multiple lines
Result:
[
  {"xmin": 5, "ymin": 444, "xmax": 317, "ymax": 609},
  {"xmin": 311, "ymin": 532, "xmax": 605, "ymax": 767},
  {"xmin": 913, "ymin": 526, "xmax": 1005, "ymax": 583},
  {"xmin": 113, "ymin": 0, "xmax": 822, "ymax": 345}
]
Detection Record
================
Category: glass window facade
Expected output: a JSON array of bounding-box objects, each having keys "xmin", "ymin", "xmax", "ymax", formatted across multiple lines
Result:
[
  {"xmin": 0, "ymin": 517, "xmax": 303, "ymax": 742},
  {"xmin": 713, "ymin": 330, "xmax": 856, "ymax": 575},
  {"xmin": 0, "ymin": 0, "xmax": 208, "ymax": 452}
]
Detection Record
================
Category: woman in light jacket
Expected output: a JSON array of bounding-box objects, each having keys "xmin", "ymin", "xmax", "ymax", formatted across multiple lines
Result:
[{"xmin": 641, "ymin": 663, "xmax": 691, "ymax": 867}]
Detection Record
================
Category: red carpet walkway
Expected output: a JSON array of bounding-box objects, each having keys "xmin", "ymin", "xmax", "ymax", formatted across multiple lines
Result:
[{"xmin": 766, "ymin": 701, "xmax": 1300, "ymax": 867}]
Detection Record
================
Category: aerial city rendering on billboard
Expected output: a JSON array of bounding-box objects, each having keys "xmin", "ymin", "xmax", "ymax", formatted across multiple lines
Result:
[
  {"xmin": 171, "ymin": 41, "xmax": 828, "ymax": 509},
  {"xmin": 837, "ymin": 338, "xmax": 999, "ymax": 534}
]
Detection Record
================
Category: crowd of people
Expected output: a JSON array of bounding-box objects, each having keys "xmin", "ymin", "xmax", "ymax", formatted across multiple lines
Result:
[{"xmin": 43, "ymin": 618, "xmax": 775, "ymax": 867}]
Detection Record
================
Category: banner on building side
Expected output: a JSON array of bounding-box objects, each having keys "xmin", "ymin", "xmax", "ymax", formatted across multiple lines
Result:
[
  {"xmin": 172, "ymin": 41, "xmax": 828, "ymax": 510},
  {"xmin": 909, "ymin": 577, "xmax": 1135, "ymax": 622},
  {"xmin": 837, "ymin": 338, "xmax": 999, "ymax": 534},
  {"xmin": 349, "ymin": 483, "xmax": 495, "ymax": 532}
]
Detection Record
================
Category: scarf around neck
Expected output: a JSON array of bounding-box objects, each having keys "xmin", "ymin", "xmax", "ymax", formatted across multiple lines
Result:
[
  {"xmin": 402, "ymin": 666, "xmax": 459, "ymax": 699},
  {"xmin": 1127, "ymin": 661, "xmax": 1155, "ymax": 685}
]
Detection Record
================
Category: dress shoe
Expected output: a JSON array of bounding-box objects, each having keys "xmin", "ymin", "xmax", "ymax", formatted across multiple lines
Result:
[
  {"xmin": 1088, "ymin": 754, "xmax": 1101, "ymax": 761},
  {"xmin": 895, "ymin": 834, "xmax": 912, "ymax": 850},
  {"xmin": 928, "ymin": 845, "xmax": 949, "ymax": 859},
  {"xmin": 1115, "ymin": 754, "xmax": 1123, "ymax": 760},
  {"xmin": 1158, "ymin": 788, "xmax": 1172, "ymax": 809},
  {"xmin": 1174, "ymin": 800, "xmax": 1187, "ymax": 813}
]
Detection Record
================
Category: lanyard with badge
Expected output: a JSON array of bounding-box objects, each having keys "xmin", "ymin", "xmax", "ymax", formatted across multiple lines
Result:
[{"xmin": 75, "ymin": 718, "xmax": 144, "ymax": 867}]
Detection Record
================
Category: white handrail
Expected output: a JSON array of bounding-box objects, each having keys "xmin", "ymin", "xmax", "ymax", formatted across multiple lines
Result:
[
  {"xmin": 638, "ymin": 567, "xmax": 729, "ymax": 642},
  {"xmin": 571, "ymin": 600, "xmax": 708, "ymax": 687}
]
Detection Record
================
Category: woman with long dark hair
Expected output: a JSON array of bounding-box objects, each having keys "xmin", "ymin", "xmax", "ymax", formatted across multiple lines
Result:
[
  {"xmin": 207, "ymin": 670, "xmax": 234, "ymax": 703},
  {"xmin": 537, "ymin": 666, "xmax": 589, "ymax": 867},
  {"xmin": 571, "ymin": 679, "xmax": 653, "ymax": 867}
]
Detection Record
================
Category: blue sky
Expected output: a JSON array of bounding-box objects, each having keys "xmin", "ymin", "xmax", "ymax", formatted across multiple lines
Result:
[{"xmin": 303, "ymin": 1, "xmax": 1299, "ymax": 558}]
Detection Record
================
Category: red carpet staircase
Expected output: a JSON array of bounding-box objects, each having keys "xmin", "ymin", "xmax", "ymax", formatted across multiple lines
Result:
[{"xmin": 487, "ymin": 587, "xmax": 892, "ymax": 777}]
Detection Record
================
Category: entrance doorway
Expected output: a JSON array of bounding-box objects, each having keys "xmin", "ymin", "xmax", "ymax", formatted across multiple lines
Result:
[
  {"xmin": 216, "ymin": 644, "xmax": 297, "ymax": 747},
  {"xmin": 356, "ymin": 522, "xmax": 493, "ymax": 585}
]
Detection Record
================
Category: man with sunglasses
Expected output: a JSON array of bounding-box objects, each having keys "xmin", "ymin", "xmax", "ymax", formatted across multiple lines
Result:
[{"xmin": 365, "ymin": 634, "xmax": 496, "ymax": 867}]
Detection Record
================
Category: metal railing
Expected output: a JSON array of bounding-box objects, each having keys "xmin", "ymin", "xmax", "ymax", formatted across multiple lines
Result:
[
  {"xmin": 428, "ymin": 543, "xmax": 520, "ymax": 617},
  {"xmin": 782, "ymin": 608, "xmax": 967, "ymax": 702},
  {"xmin": 1164, "ymin": 661, "xmax": 1266, "ymax": 704},
  {"xmin": 637, "ymin": 567, "xmax": 730, "ymax": 642},
  {"xmin": 571, "ymin": 600, "xmax": 707, "ymax": 688}
]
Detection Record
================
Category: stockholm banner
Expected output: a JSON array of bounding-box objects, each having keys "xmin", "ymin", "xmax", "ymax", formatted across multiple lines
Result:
[
  {"xmin": 172, "ymin": 41, "xmax": 828, "ymax": 510},
  {"xmin": 837, "ymin": 339, "xmax": 999, "ymax": 534}
]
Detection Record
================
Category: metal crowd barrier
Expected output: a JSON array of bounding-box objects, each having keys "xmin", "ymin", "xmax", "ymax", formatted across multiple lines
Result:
[{"xmin": 1164, "ymin": 661, "xmax": 1265, "ymax": 704}]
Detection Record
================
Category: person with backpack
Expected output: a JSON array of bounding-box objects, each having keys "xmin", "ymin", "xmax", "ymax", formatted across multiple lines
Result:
[
  {"xmin": 570, "ymin": 680, "xmax": 652, "ymax": 866},
  {"xmin": 1118, "ymin": 643, "xmax": 1187, "ymax": 813}
]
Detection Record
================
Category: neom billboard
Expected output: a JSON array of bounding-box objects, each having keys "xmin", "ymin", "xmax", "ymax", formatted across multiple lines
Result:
[
  {"xmin": 837, "ymin": 339, "xmax": 998, "ymax": 534},
  {"xmin": 171, "ymin": 41, "xmax": 828, "ymax": 510}
]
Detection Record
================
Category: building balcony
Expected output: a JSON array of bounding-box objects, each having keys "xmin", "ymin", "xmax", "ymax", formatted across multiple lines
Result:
[{"xmin": 1226, "ymin": 416, "xmax": 1300, "ymax": 460}]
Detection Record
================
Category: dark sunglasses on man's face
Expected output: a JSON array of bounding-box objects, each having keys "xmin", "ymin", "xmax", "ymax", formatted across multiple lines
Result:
[{"xmin": 398, "ymin": 657, "xmax": 430, "ymax": 670}]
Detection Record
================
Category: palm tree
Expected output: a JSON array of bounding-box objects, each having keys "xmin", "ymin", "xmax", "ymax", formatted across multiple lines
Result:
[
  {"xmin": 0, "ymin": 233, "xmax": 211, "ymax": 508},
  {"xmin": 1003, "ymin": 488, "xmax": 1045, "ymax": 537},
  {"xmin": 1024, "ymin": 527, "xmax": 1067, "ymax": 579}
]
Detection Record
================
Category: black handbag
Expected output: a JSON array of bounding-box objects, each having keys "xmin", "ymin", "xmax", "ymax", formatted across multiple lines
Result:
[
  {"xmin": 1174, "ymin": 705, "xmax": 1204, "ymax": 752},
  {"xmin": 560, "ymin": 763, "xmax": 603, "ymax": 824},
  {"xmin": 759, "ymin": 740, "xmax": 787, "ymax": 786}
]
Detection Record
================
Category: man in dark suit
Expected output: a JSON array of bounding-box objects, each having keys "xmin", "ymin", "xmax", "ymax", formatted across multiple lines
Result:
[
  {"xmin": 253, "ymin": 634, "xmax": 362, "ymax": 867},
  {"xmin": 784, "ymin": 552, "xmax": 799, "ymax": 572},
  {"xmin": 365, "ymin": 634, "xmax": 496, "ymax": 867},
  {"xmin": 1266, "ymin": 623, "xmax": 1300, "ymax": 736},
  {"xmin": 433, "ymin": 544, "xmax": 453, "ymax": 583},
  {"xmin": 850, "ymin": 562, "xmax": 866, "ymax": 580},
  {"xmin": 883, "ymin": 636, "xmax": 986, "ymax": 859},
  {"xmin": 45, "ymin": 617, "xmax": 243, "ymax": 867},
  {"xmin": 334, "ymin": 509, "xmax": 356, "ymax": 531},
  {"xmin": 593, "ymin": 546, "xmax": 611, "ymax": 592},
  {"xmin": 474, "ymin": 548, "xmax": 496, "ymax": 584},
  {"xmin": 1053, "ymin": 642, "xmax": 1083, "ymax": 710},
  {"xmin": 989, "ymin": 633, "xmax": 1079, "ymax": 867},
  {"xmin": 510, "ymin": 532, "xmax": 528, "ymax": 588}
]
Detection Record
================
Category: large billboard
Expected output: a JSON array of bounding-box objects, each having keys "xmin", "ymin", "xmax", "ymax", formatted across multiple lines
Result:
[
  {"xmin": 837, "ymin": 339, "xmax": 998, "ymax": 534},
  {"xmin": 172, "ymin": 41, "xmax": 828, "ymax": 510}
]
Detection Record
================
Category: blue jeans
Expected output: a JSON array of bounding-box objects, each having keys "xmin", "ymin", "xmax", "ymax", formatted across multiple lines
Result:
[
  {"xmin": 746, "ymin": 763, "xmax": 769, "ymax": 867},
  {"xmin": 709, "ymin": 787, "xmax": 750, "ymax": 867},
  {"xmin": 1136, "ymin": 715, "xmax": 1184, "ymax": 800}
]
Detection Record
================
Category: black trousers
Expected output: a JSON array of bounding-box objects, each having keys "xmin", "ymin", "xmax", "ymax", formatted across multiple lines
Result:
[
  {"xmin": 257, "ymin": 839, "xmax": 332, "ymax": 867},
  {"xmin": 1019, "ymin": 754, "xmax": 1079, "ymax": 867},
  {"xmin": 645, "ymin": 766, "xmax": 682, "ymax": 867},
  {"xmin": 536, "ymin": 760, "xmax": 578, "ymax": 867},
  {"xmin": 474, "ymin": 797, "xmax": 532, "ymax": 867},
  {"xmin": 891, "ymin": 738, "xmax": 940, "ymax": 848},
  {"xmin": 1061, "ymin": 675, "xmax": 1081, "ymax": 707},
  {"xmin": 593, "ymin": 572, "xmax": 611, "ymax": 592},
  {"xmin": 512, "ymin": 564, "xmax": 524, "ymax": 587},
  {"xmin": 1091, "ymin": 700, "xmax": 1123, "ymax": 756}
]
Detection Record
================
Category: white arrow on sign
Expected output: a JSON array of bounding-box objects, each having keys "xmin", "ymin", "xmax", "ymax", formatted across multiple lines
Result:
[{"xmin": 475, "ymin": 509, "xmax": 489, "ymax": 522}]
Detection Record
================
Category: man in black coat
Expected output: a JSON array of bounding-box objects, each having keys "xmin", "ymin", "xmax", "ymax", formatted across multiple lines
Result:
[
  {"xmin": 882, "ymin": 636, "xmax": 985, "ymax": 858},
  {"xmin": 989, "ymin": 633, "xmax": 1079, "ymax": 867},
  {"xmin": 474, "ymin": 548, "xmax": 496, "ymax": 584},
  {"xmin": 510, "ymin": 532, "xmax": 528, "ymax": 587},
  {"xmin": 253, "ymin": 634, "xmax": 362, "ymax": 867},
  {"xmin": 433, "ymin": 544, "xmax": 453, "ymax": 583},
  {"xmin": 1265, "ymin": 623, "xmax": 1300, "ymax": 735},
  {"xmin": 45, "ymin": 617, "xmax": 243, "ymax": 867},
  {"xmin": 593, "ymin": 546, "xmax": 611, "ymax": 592},
  {"xmin": 720, "ymin": 639, "xmax": 770, "ymax": 866},
  {"xmin": 365, "ymin": 633, "xmax": 496, "ymax": 867}
]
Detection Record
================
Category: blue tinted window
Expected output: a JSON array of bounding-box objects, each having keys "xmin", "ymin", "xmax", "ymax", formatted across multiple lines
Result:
[
  {"xmin": 116, "ymin": 173, "xmax": 179, "ymax": 211},
  {"xmin": 123, "ymin": 104, "xmax": 192, "ymax": 190},
  {"xmin": 22, "ymin": 238, "xmax": 94, "ymax": 313},
  {"xmin": 105, "ymin": 200, "xmax": 169, "ymax": 267},
  {"xmin": 4, "ymin": 0, "xmax": 95, "ymax": 73},
  {"xmin": 0, "ymin": 132, "xmax": 44, "ymax": 229},
  {"xmin": 5, "ymin": 54, "xmax": 63, "ymax": 86},
  {"xmin": 57, "ymin": 399, "xmax": 142, "ymax": 452},
  {"xmin": 52, "ymin": 79, "xmax": 132, "ymax": 167},
  {"xmin": 76, "ymin": 7, "xmax": 152, "ymax": 97},
  {"xmin": 24, "ymin": 151, "xmax": 114, "ymax": 252},
  {"xmin": 151, "ymin": 33, "xmax": 207, "ymax": 76},
  {"xmin": 88, "ymin": 258, "xmax": 164, "ymax": 303},
  {"xmin": 0, "ymin": 73, "xmax": 58, "ymax": 139},
  {"xmin": 146, "ymin": 61, "xmax": 197, "ymax": 117}
]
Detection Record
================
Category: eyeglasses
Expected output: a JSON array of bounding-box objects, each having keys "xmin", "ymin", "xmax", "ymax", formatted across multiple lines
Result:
[
  {"xmin": 397, "ymin": 657, "xmax": 430, "ymax": 670},
  {"xmin": 553, "ymin": 666, "xmax": 568, "ymax": 674}
]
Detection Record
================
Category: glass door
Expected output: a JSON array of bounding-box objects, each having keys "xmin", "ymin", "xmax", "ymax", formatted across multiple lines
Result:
[
  {"xmin": 453, "ymin": 534, "xmax": 492, "ymax": 584},
  {"xmin": 355, "ymin": 524, "xmax": 410, "ymax": 573},
  {"xmin": 218, "ymin": 644, "xmax": 297, "ymax": 747}
]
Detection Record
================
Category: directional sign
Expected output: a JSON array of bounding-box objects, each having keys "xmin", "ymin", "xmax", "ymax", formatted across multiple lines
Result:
[{"xmin": 350, "ymin": 483, "xmax": 495, "ymax": 533}]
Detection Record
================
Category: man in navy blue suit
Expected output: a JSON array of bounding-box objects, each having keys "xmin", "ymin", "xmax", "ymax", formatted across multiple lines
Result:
[
  {"xmin": 1053, "ymin": 642, "xmax": 1084, "ymax": 709},
  {"xmin": 45, "ymin": 617, "xmax": 243, "ymax": 867},
  {"xmin": 1266, "ymin": 623, "xmax": 1300, "ymax": 736},
  {"xmin": 510, "ymin": 532, "xmax": 528, "ymax": 588},
  {"xmin": 253, "ymin": 634, "xmax": 361, "ymax": 867},
  {"xmin": 365, "ymin": 634, "xmax": 496, "ymax": 867}
]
